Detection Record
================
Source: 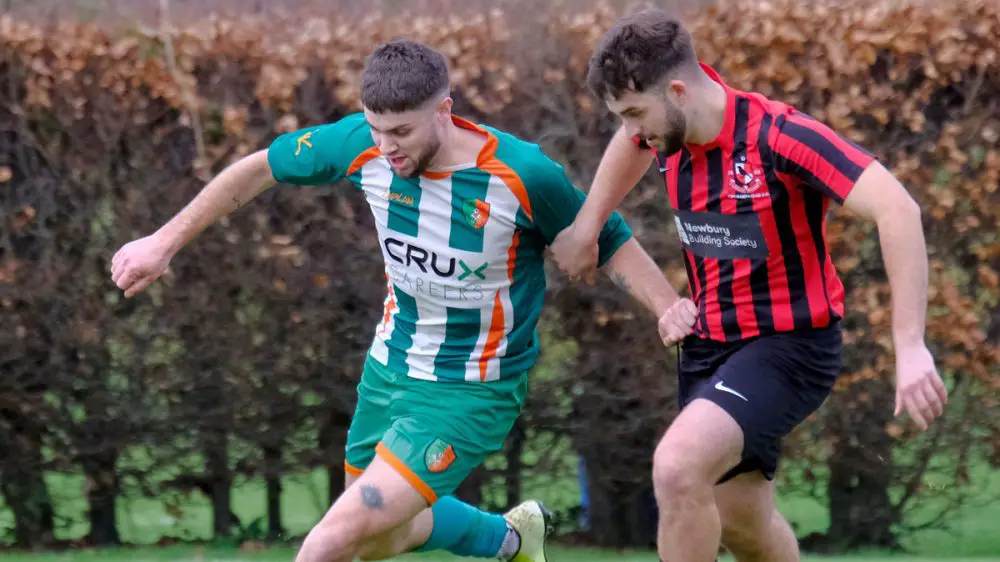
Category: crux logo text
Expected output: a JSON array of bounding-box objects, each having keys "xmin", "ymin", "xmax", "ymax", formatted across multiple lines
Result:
[
  {"xmin": 384, "ymin": 238, "xmax": 486, "ymax": 279},
  {"xmin": 383, "ymin": 238, "xmax": 488, "ymax": 302}
]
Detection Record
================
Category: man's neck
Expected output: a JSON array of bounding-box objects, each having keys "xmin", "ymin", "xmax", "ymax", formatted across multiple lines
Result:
[
  {"xmin": 685, "ymin": 80, "xmax": 728, "ymax": 146},
  {"xmin": 430, "ymin": 120, "xmax": 486, "ymax": 171}
]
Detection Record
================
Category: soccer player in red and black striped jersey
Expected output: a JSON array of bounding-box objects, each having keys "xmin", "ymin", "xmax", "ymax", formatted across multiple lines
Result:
[{"xmin": 549, "ymin": 9, "xmax": 949, "ymax": 562}]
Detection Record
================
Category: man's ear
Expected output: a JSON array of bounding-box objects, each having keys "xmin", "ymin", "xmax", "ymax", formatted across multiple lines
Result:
[
  {"xmin": 666, "ymin": 79, "xmax": 688, "ymax": 105},
  {"xmin": 436, "ymin": 96, "xmax": 454, "ymax": 117}
]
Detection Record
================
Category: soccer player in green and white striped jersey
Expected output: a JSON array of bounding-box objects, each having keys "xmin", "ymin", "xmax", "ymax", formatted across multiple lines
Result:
[{"xmin": 110, "ymin": 39, "xmax": 685, "ymax": 562}]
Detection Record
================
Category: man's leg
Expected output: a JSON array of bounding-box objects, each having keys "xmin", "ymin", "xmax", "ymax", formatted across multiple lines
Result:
[
  {"xmin": 651, "ymin": 398, "xmax": 744, "ymax": 562},
  {"xmin": 339, "ymin": 471, "xmax": 435, "ymax": 561},
  {"xmin": 715, "ymin": 472, "xmax": 798, "ymax": 562},
  {"xmin": 339, "ymin": 366, "xmax": 550, "ymax": 562},
  {"xmin": 655, "ymin": 326, "xmax": 841, "ymax": 562},
  {"xmin": 354, "ymin": 488, "xmax": 548, "ymax": 562},
  {"xmin": 305, "ymin": 462, "xmax": 545, "ymax": 562},
  {"xmin": 341, "ymin": 416, "xmax": 520, "ymax": 560},
  {"xmin": 335, "ymin": 355, "xmax": 439, "ymax": 561},
  {"xmin": 295, "ymin": 454, "xmax": 430, "ymax": 562},
  {"xmin": 395, "ymin": 369, "xmax": 550, "ymax": 562}
]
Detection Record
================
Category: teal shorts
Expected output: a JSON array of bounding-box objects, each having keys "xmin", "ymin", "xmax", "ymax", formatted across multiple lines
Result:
[{"xmin": 344, "ymin": 354, "xmax": 528, "ymax": 504}]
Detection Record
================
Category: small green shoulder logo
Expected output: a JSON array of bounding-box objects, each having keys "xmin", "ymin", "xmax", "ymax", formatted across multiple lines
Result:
[
  {"xmin": 462, "ymin": 198, "xmax": 491, "ymax": 230},
  {"xmin": 425, "ymin": 438, "xmax": 457, "ymax": 473}
]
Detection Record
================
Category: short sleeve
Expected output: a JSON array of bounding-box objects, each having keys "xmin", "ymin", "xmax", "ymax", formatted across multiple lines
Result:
[
  {"xmin": 525, "ymin": 156, "xmax": 634, "ymax": 267},
  {"xmin": 267, "ymin": 113, "xmax": 375, "ymax": 187},
  {"xmin": 770, "ymin": 110, "xmax": 877, "ymax": 204}
]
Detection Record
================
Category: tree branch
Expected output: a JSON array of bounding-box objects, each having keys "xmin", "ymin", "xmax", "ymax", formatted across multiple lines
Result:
[{"xmin": 159, "ymin": 0, "xmax": 208, "ymax": 181}]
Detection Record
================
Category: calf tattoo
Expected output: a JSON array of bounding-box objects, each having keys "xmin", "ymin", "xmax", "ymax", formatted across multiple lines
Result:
[{"xmin": 360, "ymin": 484, "xmax": 384, "ymax": 510}]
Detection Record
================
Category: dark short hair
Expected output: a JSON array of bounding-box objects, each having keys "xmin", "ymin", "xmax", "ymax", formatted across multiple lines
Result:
[
  {"xmin": 361, "ymin": 39, "xmax": 450, "ymax": 113},
  {"xmin": 586, "ymin": 9, "xmax": 698, "ymax": 100}
]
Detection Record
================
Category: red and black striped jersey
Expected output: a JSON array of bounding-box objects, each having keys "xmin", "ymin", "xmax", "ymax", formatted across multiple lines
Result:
[{"xmin": 637, "ymin": 63, "xmax": 876, "ymax": 342}]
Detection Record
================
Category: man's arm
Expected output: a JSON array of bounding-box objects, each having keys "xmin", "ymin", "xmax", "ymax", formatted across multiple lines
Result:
[
  {"xmin": 111, "ymin": 151, "xmax": 277, "ymax": 297},
  {"xmin": 518, "ymin": 147, "xmax": 681, "ymax": 320},
  {"xmin": 112, "ymin": 114, "xmax": 370, "ymax": 298},
  {"xmin": 842, "ymin": 163, "xmax": 927, "ymax": 348},
  {"xmin": 574, "ymin": 125, "xmax": 655, "ymax": 239},
  {"xmin": 770, "ymin": 113, "xmax": 929, "ymax": 351},
  {"xmin": 598, "ymin": 237, "xmax": 681, "ymax": 319},
  {"xmin": 770, "ymin": 113, "xmax": 948, "ymax": 429},
  {"xmin": 548, "ymin": 125, "xmax": 654, "ymax": 280},
  {"xmin": 842, "ymin": 162, "xmax": 947, "ymax": 428},
  {"xmin": 160, "ymin": 150, "xmax": 276, "ymax": 254}
]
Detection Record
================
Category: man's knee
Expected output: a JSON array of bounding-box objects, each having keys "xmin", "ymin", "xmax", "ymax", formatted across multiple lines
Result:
[
  {"xmin": 297, "ymin": 514, "xmax": 369, "ymax": 562},
  {"xmin": 296, "ymin": 473, "xmax": 372, "ymax": 561},
  {"xmin": 298, "ymin": 507, "xmax": 417, "ymax": 562},
  {"xmin": 297, "ymin": 456, "xmax": 430, "ymax": 562},
  {"xmin": 652, "ymin": 399, "xmax": 744, "ymax": 499},
  {"xmin": 652, "ymin": 442, "xmax": 705, "ymax": 500}
]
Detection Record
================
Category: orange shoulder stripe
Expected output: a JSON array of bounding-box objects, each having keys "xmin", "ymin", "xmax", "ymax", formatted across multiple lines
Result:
[
  {"xmin": 347, "ymin": 146, "xmax": 382, "ymax": 177},
  {"xmin": 479, "ymin": 157, "xmax": 532, "ymax": 221}
]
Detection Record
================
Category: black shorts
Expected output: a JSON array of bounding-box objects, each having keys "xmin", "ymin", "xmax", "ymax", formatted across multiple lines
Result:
[{"xmin": 677, "ymin": 323, "xmax": 842, "ymax": 484}]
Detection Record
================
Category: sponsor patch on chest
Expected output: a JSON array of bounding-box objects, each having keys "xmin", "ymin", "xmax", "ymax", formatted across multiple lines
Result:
[{"xmin": 673, "ymin": 210, "xmax": 769, "ymax": 259}]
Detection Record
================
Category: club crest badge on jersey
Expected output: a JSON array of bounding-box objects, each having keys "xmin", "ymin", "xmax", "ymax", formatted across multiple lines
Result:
[
  {"xmin": 425, "ymin": 438, "xmax": 457, "ymax": 473},
  {"xmin": 462, "ymin": 198, "xmax": 491, "ymax": 229},
  {"xmin": 728, "ymin": 154, "xmax": 764, "ymax": 197}
]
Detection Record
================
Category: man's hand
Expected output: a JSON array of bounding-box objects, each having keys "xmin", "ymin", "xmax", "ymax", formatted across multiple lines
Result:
[
  {"xmin": 549, "ymin": 222, "xmax": 600, "ymax": 284},
  {"xmin": 894, "ymin": 343, "xmax": 948, "ymax": 430},
  {"xmin": 658, "ymin": 298, "xmax": 698, "ymax": 345},
  {"xmin": 110, "ymin": 233, "xmax": 176, "ymax": 298}
]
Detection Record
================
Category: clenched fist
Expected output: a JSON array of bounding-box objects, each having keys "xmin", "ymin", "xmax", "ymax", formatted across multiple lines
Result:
[
  {"xmin": 548, "ymin": 222, "xmax": 600, "ymax": 284},
  {"xmin": 658, "ymin": 298, "xmax": 698, "ymax": 345},
  {"xmin": 110, "ymin": 233, "xmax": 175, "ymax": 298}
]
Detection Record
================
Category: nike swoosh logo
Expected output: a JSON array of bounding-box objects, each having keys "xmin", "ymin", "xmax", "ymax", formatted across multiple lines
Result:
[
  {"xmin": 714, "ymin": 380, "xmax": 749, "ymax": 402},
  {"xmin": 659, "ymin": 166, "xmax": 669, "ymax": 172}
]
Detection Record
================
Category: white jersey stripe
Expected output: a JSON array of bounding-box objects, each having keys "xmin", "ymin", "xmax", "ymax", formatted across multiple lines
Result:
[{"xmin": 402, "ymin": 175, "xmax": 455, "ymax": 380}]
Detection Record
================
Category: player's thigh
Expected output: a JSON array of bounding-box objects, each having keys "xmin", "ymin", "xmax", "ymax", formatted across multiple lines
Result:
[
  {"xmin": 654, "ymin": 397, "xmax": 745, "ymax": 488},
  {"xmin": 318, "ymin": 453, "xmax": 431, "ymax": 542},
  {"xmin": 344, "ymin": 355, "xmax": 396, "ymax": 477},
  {"xmin": 345, "ymin": 472, "xmax": 360, "ymax": 491},
  {"xmin": 380, "ymin": 372, "xmax": 529, "ymax": 502},
  {"xmin": 346, "ymin": 464, "xmax": 432, "ymax": 561},
  {"xmin": 655, "ymin": 337, "xmax": 748, "ymax": 485},
  {"xmin": 704, "ymin": 325, "xmax": 842, "ymax": 482}
]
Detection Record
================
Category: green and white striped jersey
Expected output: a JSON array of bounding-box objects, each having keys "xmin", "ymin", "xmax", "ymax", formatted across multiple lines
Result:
[{"xmin": 267, "ymin": 113, "xmax": 632, "ymax": 382}]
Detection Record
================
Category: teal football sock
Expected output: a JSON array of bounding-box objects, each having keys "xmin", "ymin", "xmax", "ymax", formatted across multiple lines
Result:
[{"xmin": 415, "ymin": 496, "xmax": 515, "ymax": 558}]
